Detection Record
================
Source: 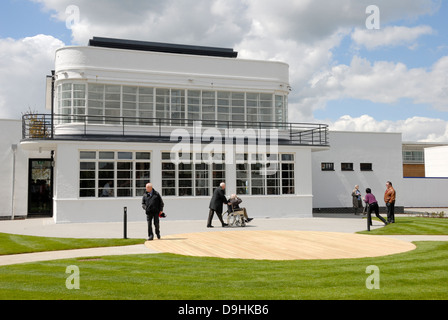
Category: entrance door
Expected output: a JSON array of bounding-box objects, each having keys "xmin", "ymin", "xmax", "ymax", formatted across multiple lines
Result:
[{"xmin": 28, "ymin": 159, "xmax": 53, "ymax": 217}]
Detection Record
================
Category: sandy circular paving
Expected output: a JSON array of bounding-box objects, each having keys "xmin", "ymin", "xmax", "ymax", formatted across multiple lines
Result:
[{"xmin": 144, "ymin": 230, "xmax": 416, "ymax": 260}]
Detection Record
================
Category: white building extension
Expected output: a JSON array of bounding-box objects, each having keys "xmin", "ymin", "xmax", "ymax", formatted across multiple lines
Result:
[
  {"xmin": 312, "ymin": 131, "xmax": 403, "ymax": 211},
  {"xmin": 425, "ymin": 146, "xmax": 448, "ymax": 177}
]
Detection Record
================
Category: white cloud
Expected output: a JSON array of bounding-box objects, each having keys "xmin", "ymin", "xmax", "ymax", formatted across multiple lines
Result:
[
  {"xmin": 0, "ymin": 35, "xmax": 64, "ymax": 119},
  {"xmin": 308, "ymin": 55, "xmax": 448, "ymax": 112},
  {"xmin": 328, "ymin": 115, "xmax": 448, "ymax": 142},
  {"xmin": 351, "ymin": 25, "xmax": 434, "ymax": 50}
]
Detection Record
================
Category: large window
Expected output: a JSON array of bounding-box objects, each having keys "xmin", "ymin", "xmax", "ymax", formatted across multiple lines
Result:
[
  {"xmin": 57, "ymin": 83, "xmax": 288, "ymax": 126},
  {"xmin": 236, "ymin": 153, "xmax": 295, "ymax": 195},
  {"xmin": 161, "ymin": 152, "xmax": 225, "ymax": 197},
  {"xmin": 79, "ymin": 151, "xmax": 151, "ymax": 198}
]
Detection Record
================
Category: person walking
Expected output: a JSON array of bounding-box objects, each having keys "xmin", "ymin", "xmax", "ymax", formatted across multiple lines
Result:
[
  {"xmin": 364, "ymin": 188, "xmax": 388, "ymax": 226},
  {"xmin": 384, "ymin": 181, "xmax": 396, "ymax": 223},
  {"xmin": 142, "ymin": 183, "xmax": 164, "ymax": 240},
  {"xmin": 207, "ymin": 182, "xmax": 228, "ymax": 228}
]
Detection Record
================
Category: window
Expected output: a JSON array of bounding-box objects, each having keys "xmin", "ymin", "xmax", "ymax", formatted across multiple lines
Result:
[
  {"xmin": 161, "ymin": 152, "xmax": 225, "ymax": 196},
  {"xmin": 236, "ymin": 153, "xmax": 294, "ymax": 195},
  {"xmin": 402, "ymin": 150, "xmax": 424, "ymax": 163},
  {"xmin": 275, "ymin": 95, "xmax": 287, "ymax": 127},
  {"xmin": 122, "ymin": 86, "xmax": 137, "ymax": 122},
  {"xmin": 87, "ymin": 84, "xmax": 105, "ymax": 123},
  {"xmin": 321, "ymin": 162, "xmax": 334, "ymax": 171},
  {"xmin": 195, "ymin": 154, "xmax": 209, "ymax": 196},
  {"xmin": 98, "ymin": 152, "xmax": 115, "ymax": 197},
  {"xmin": 138, "ymin": 87, "xmax": 154, "ymax": 125},
  {"xmin": 246, "ymin": 93, "xmax": 259, "ymax": 127},
  {"xmin": 231, "ymin": 92, "xmax": 245, "ymax": 124},
  {"xmin": 236, "ymin": 154, "xmax": 249, "ymax": 195},
  {"xmin": 217, "ymin": 91, "xmax": 231, "ymax": 125},
  {"xmin": 341, "ymin": 163, "xmax": 354, "ymax": 171},
  {"xmin": 57, "ymin": 83, "xmax": 86, "ymax": 123},
  {"xmin": 104, "ymin": 85, "xmax": 121, "ymax": 122},
  {"xmin": 161, "ymin": 152, "xmax": 176, "ymax": 196},
  {"xmin": 135, "ymin": 152, "xmax": 151, "ymax": 196},
  {"xmin": 360, "ymin": 163, "xmax": 373, "ymax": 171},
  {"xmin": 156, "ymin": 88, "xmax": 170, "ymax": 121},
  {"xmin": 79, "ymin": 151, "xmax": 96, "ymax": 197},
  {"xmin": 171, "ymin": 89, "xmax": 185, "ymax": 125},
  {"xmin": 202, "ymin": 91, "xmax": 216, "ymax": 125},
  {"xmin": 259, "ymin": 93, "xmax": 273, "ymax": 124},
  {"xmin": 79, "ymin": 151, "xmax": 151, "ymax": 198},
  {"xmin": 58, "ymin": 83, "xmax": 288, "ymax": 127},
  {"xmin": 117, "ymin": 152, "xmax": 133, "ymax": 197},
  {"xmin": 281, "ymin": 154, "xmax": 295, "ymax": 194},
  {"xmin": 187, "ymin": 90, "xmax": 201, "ymax": 121}
]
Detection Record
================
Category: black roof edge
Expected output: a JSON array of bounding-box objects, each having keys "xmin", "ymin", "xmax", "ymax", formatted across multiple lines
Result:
[{"xmin": 88, "ymin": 37, "xmax": 238, "ymax": 58}]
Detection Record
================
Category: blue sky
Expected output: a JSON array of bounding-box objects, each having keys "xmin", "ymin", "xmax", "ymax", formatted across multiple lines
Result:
[
  {"xmin": 0, "ymin": 0, "xmax": 68, "ymax": 42},
  {"xmin": 1, "ymin": 0, "xmax": 448, "ymax": 141}
]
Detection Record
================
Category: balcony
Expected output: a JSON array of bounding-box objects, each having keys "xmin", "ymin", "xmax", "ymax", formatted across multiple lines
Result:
[{"xmin": 22, "ymin": 114, "xmax": 329, "ymax": 147}]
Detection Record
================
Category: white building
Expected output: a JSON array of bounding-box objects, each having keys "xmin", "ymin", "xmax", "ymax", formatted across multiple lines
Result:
[
  {"xmin": 2, "ymin": 38, "xmax": 447, "ymax": 223},
  {"xmin": 16, "ymin": 38, "xmax": 329, "ymax": 223}
]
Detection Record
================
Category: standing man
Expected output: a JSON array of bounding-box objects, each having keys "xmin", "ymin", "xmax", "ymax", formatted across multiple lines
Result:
[
  {"xmin": 384, "ymin": 181, "xmax": 396, "ymax": 224},
  {"xmin": 142, "ymin": 183, "xmax": 164, "ymax": 240},
  {"xmin": 207, "ymin": 182, "xmax": 228, "ymax": 228}
]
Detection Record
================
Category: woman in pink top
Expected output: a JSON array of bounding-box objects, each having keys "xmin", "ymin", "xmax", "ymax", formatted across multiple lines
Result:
[{"xmin": 364, "ymin": 188, "xmax": 388, "ymax": 226}]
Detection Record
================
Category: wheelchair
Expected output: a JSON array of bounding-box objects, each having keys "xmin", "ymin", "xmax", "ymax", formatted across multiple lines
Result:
[{"xmin": 224, "ymin": 204, "xmax": 246, "ymax": 227}]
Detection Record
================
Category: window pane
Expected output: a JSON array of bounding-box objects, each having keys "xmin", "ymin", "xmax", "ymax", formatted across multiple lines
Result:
[
  {"xmin": 136, "ymin": 152, "xmax": 151, "ymax": 160},
  {"xmin": 80, "ymin": 151, "xmax": 96, "ymax": 159}
]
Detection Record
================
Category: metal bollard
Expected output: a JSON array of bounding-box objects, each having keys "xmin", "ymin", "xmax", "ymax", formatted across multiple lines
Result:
[
  {"xmin": 123, "ymin": 207, "xmax": 128, "ymax": 239},
  {"xmin": 367, "ymin": 210, "xmax": 371, "ymax": 231}
]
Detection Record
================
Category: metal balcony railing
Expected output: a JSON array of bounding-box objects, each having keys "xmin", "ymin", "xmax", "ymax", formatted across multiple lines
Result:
[{"xmin": 22, "ymin": 114, "xmax": 329, "ymax": 146}]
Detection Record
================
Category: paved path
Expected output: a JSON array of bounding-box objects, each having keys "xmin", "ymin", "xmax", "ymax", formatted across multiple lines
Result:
[{"xmin": 1, "ymin": 216, "xmax": 447, "ymax": 266}]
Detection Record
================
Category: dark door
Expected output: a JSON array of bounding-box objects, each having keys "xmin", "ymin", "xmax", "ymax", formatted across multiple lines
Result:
[{"xmin": 28, "ymin": 159, "xmax": 53, "ymax": 217}]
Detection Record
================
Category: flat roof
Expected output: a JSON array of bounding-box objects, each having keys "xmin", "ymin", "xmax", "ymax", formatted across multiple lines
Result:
[{"xmin": 88, "ymin": 37, "xmax": 238, "ymax": 58}]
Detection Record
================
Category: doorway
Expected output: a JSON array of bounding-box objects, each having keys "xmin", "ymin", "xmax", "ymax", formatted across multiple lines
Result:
[{"xmin": 28, "ymin": 159, "xmax": 53, "ymax": 217}]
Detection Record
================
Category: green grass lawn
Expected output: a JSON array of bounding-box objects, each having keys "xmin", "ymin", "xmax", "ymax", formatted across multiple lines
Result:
[
  {"xmin": 0, "ymin": 217, "xmax": 447, "ymax": 300},
  {"xmin": 0, "ymin": 233, "xmax": 144, "ymax": 255},
  {"xmin": 0, "ymin": 241, "xmax": 447, "ymax": 300},
  {"xmin": 358, "ymin": 216, "xmax": 448, "ymax": 235}
]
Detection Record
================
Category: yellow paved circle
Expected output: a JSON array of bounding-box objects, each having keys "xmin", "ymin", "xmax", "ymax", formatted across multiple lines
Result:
[{"xmin": 144, "ymin": 230, "xmax": 416, "ymax": 260}]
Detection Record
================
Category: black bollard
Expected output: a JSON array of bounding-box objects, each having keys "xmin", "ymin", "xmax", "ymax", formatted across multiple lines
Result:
[
  {"xmin": 123, "ymin": 207, "xmax": 128, "ymax": 239},
  {"xmin": 367, "ymin": 210, "xmax": 371, "ymax": 231}
]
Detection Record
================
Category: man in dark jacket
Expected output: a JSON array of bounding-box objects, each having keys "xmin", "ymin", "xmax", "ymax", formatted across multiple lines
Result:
[
  {"xmin": 207, "ymin": 182, "xmax": 228, "ymax": 228},
  {"xmin": 142, "ymin": 183, "xmax": 164, "ymax": 240}
]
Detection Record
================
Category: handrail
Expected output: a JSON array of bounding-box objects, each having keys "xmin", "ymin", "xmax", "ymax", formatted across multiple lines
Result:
[{"xmin": 22, "ymin": 113, "xmax": 329, "ymax": 146}]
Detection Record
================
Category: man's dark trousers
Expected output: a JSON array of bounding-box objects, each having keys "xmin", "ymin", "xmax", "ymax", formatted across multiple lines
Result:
[{"xmin": 146, "ymin": 212, "xmax": 160, "ymax": 239}]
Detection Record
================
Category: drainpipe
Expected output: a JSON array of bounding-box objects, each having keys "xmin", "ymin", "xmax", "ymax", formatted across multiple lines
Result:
[{"xmin": 11, "ymin": 144, "xmax": 17, "ymax": 220}]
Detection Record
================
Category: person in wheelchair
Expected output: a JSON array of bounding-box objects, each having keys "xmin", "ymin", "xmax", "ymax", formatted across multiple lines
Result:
[{"xmin": 229, "ymin": 194, "xmax": 253, "ymax": 223}]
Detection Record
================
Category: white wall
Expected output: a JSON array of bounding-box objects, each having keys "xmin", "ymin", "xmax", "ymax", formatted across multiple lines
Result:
[
  {"xmin": 52, "ymin": 140, "xmax": 315, "ymax": 223},
  {"xmin": 312, "ymin": 131, "xmax": 403, "ymax": 209},
  {"xmin": 0, "ymin": 119, "xmax": 52, "ymax": 219},
  {"xmin": 55, "ymin": 46, "xmax": 290, "ymax": 94},
  {"xmin": 425, "ymin": 146, "xmax": 448, "ymax": 177},
  {"xmin": 402, "ymin": 177, "xmax": 448, "ymax": 207}
]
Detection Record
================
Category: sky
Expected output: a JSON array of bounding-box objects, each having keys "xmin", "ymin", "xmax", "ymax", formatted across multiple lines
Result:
[{"xmin": 1, "ymin": 0, "xmax": 448, "ymax": 142}]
